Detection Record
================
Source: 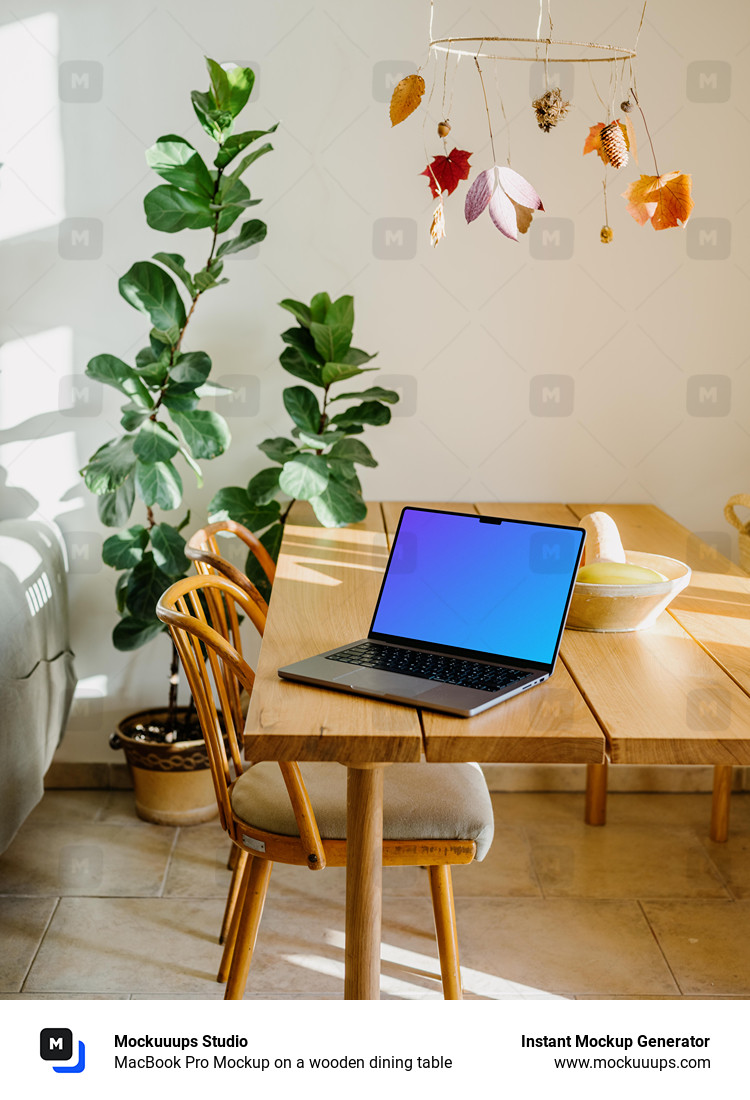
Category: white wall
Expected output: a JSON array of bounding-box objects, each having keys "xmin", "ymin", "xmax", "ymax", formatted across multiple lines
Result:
[{"xmin": 0, "ymin": 0, "xmax": 747, "ymax": 762}]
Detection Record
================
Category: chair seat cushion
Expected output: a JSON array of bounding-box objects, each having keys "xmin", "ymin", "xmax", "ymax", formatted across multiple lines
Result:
[{"xmin": 231, "ymin": 761, "xmax": 494, "ymax": 861}]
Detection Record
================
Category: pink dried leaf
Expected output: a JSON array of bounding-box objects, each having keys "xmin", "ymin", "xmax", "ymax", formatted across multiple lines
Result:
[
  {"xmin": 464, "ymin": 169, "xmax": 494, "ymax": 223},
  {"xmin": 496, "ymin": 166, "xmax": 544, "ymax": 211},
  {"xmin": 488, "ymin": 185, "xmax": 518, "ymax": 240}
]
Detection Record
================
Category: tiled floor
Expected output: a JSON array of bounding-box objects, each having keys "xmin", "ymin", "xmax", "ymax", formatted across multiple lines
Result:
[{"xmin": 1, "ymin": 787, "xmax": 750, "ymax": 999}]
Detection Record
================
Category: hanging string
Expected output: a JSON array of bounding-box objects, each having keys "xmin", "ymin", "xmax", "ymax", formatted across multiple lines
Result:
[{"xmin": 474, "ymin": 44, "xmax": 497, "ymax": 164}]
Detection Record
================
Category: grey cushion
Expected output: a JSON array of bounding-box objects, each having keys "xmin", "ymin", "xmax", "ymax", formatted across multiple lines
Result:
[{"xmin": 231, "ymin": 760, "xmax": 494, "ymax": 861}]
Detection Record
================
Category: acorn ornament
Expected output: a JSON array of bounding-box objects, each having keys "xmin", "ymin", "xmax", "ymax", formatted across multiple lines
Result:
[
  {"xmin": 600, "ymin": 120, "xmax": 629, "ymax": 169},
  {"xmin": 620, "ymin": 99, "xmax": 633, "ymax": 113},
  {"xmin": 600, "ymin": 225, "xmax": 614, "ymax": 244},
  {"xmin": 437, "ymin": 119, "xmax": 451, "ymax": 138}
]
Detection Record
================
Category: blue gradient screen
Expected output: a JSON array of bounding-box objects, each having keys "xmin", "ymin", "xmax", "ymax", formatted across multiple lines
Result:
[{"xmin": 371, "ymin": 509, "xmax": 584, "ymax": 666}]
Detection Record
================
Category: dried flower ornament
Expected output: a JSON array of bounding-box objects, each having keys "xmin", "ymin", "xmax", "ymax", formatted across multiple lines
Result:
[{"xmin": 532, "ymin": 87, "xmax": 571, "ymax": 132}]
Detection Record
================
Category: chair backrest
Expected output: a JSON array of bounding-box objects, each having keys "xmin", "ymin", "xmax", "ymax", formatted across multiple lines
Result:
[
  {"xmin": 186, "ymin": 520, "xmax": 276, "ymax": 621},
  {"xmin": 156, "ymin": 573, "xmax": 325, "ymax": 868}
]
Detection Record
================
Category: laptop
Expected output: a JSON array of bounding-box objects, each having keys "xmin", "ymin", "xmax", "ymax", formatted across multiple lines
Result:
[{"xmin": 278, "ymin": 506, "xmax": 586, "ymax": 717}]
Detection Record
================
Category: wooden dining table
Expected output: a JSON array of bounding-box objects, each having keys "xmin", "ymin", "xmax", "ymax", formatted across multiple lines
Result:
[{"xmin": 244, "ymin": 500, "xmax": 750, "ymax": 999}]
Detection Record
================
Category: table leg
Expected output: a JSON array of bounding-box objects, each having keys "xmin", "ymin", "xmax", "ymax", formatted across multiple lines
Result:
[
  {"xmin": 345, "ymin": 763, "xmax": 385, "ymax": 1000},
  {"xmin": 585, "ymin": 761, "xmax": 608, "ymax": 826},
  {"xmin": 710, "ymin": 765, "xmax": 733, "ymax": 843}
]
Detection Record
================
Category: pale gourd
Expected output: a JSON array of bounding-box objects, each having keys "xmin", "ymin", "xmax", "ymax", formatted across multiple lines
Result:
[
  {"xmin": 579, "ymin": 512, "xmax": 626, "ymax": 566},
  {"xmin": 577, "ymin": 561, "xmax": 666, "ymax": 585}
]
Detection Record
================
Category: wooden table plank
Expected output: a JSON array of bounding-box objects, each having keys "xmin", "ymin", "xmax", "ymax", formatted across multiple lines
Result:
[{"xmin": 244, "ymin": 502, "xmax": 422, "ymax": 765}]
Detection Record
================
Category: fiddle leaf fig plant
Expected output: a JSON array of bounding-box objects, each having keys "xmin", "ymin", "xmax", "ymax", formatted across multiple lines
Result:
[
  {"xmin": 81, "ymin": 57, "xmax": 275, "ymax": 653},
  {"xmin": 208, "ymin": 292, "xmax": 400, "ymax": 601}
]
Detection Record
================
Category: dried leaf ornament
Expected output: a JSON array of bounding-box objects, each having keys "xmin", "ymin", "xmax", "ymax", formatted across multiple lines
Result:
[
  {"xmin": 621, "ymin": 173, "xmax": 694, "ymax": 230},
  {"xmin": 421, "ymin": 148, "xmax": 472, "ymax": 198},
  {"xmin": 430, "ymin": 199, "xmax": 446, "ymax": 248},
  {"xmin": 464, "ymin": 166, "xmax": 544, "ymax": 241},
  {"xmin": 389, "ymin": 74, "xmax": 425, "ymax": 126},
  {"xmin": 583, "ymin": 121, "xmax": 631, "ymax": 167},
  {"xmin": 532, "ymin": 87, "xmax": 570, "ymax": 131}
]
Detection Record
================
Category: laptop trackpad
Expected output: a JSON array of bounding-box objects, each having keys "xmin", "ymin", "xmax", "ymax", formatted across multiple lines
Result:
[{"xmin": 333, "ymin": 667, "xmax": 436, "ymax": 697}]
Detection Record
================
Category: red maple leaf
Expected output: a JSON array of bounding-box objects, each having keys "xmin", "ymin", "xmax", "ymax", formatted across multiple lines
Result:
[{"xmin": 421, "ymin": 148, "xmax": 472, "ymax": 198}]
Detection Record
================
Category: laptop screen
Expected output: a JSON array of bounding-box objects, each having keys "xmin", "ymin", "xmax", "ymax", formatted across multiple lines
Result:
[{"xmin": 369, "ymin": 508, "xmax": 585, "ymax": 669}]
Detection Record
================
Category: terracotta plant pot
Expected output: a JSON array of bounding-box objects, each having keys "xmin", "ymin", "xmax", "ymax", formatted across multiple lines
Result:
[{"xmin": 112, "ymin": 707, "xmax": 218, "ymax": 826}]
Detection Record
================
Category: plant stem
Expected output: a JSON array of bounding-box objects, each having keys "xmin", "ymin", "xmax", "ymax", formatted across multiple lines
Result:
[{"xmin": 631, "ymin": 87, "xmax": 659, "ymax": 176}]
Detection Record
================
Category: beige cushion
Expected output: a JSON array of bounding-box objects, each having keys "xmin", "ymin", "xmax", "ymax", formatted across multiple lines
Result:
[{"xmin": 231, "ymin": 761, "xmax": 494, "ymax": 861}]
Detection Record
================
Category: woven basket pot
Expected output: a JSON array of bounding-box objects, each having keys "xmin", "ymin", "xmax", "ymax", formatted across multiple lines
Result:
[
  {"xmin": 724, "ymin": 495, "xmax": 750, "ymax": 574},
  {"xmin": 112, "ymin": 707, "xmax": 218, "ymax": 826}
]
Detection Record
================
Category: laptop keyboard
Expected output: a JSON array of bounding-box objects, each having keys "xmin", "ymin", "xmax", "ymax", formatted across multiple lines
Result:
[{"xmin": 325, "ymin": 641, "xmax": 531, "ymax": 693}]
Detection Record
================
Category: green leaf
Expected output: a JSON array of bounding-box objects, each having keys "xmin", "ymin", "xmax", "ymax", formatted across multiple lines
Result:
[
  {"xmin": 216, "ymin": 218, "xmax": 267, "ymax": 258},
  {"xmin": 330, "ymin": 400, "xmax": 391, "ymax": 429},
  {"xmin": 216, "ymin": 177, "xmax": 251, "ymax": 233},
  {"xmin": 119, "ymin": 261, "xmax": 187, "ymax": 333},
  {"xmin": 327, "ymin": 458, "xmax": 358, "ymax": 482},
  {"xmin": 279, "ymin": 347, "xmax": 324, "ymax": 387},
  {"xmin": 325, "ymin": 294, "xmax": 354, "ymax": 330},
  {"xmin": 215, "ymin": 124, "xmax": 278, "ymax": 169},
  {"xmin": 281, "ymin": 326, "xmax": 323, "ymax": 363},
  {"xmin": 343, "ymin": 346, "xmax": 377, "ymax": 366},
  {"xmin": 83, "ymin": 436, "xmax": 137, "ymax": 494},
  {"xmin": 85, "ymin": 354, "xmax": 154, "ymax": 407},
  {"xmin": 115, "ymin": 571, "xmax": 131, "ymax": 614},
  {"xmin": 135, "ymin": 459, "xmax": 183, "ymax": 509},
  {"xmin": 149, "ymin": 327, "xmax": 178, "ymax": 353},
  {"xmin": 178, "ymin": 445, "xmax": 203, "ymax": 488},
  {"xmin": 247, "ymin": 467, "xmax": 281, "ymax": 505},
  {"xmin": 206, "ymin": 58, "xmax": 231, "ymax": 110},
  {"xmin": 245, "ymin": 522, "xmax": 282, "ymax": 603},
  {"xmin": 224, "ymin": 63, "xmax": 255, "ymax": 117},
  {"xmin": 225, "ymin": 142, "xmax": 273, "ymax": 184},
  {"xmin": 134, "ymin": 345, "xmax": 169, "ymax": 387},
  {"xmin": 145, "ymin": 134, "xmax": 214, "ymax": 197},
  {"xmin": 279, "ymin": 298, "xmax": 312, "ymax": 329},
  {"xmin": 191, "ymin": 88, "xmax": 232, "ymax": 142},
  {"xmin": 124, "ymin": 552, "xmax": 175, "ymax": 619},
  {"xmin": 120, "ymin": 404, "xmax": 150, "ymax": 431},
  {"xmin": 97, "ymin": 476, "xmax": 135, "ymax": 528},
  {"xmin": 331, "ymin": 385, "xmax": 399, "ymax": 404},
  {"xmin": 151, "ymin": 523, "xmax": 189, "ymax": 577},
  {"xmin": 279, "ymin": 454, "xmax": 329, "ymax": 500},
  {"xmin": 170, "ymin": 351, "xmax": 212, "ymax": 392},
  {"xmin": 321, "ymin": 362, "xmax": 377, "ymax": 387},
  {"xmin": 133, "ymin": 420, "xmax": 180, "ymax": 463},
  {"xmin": 296, "ymin": 429, "xmax": 346, "ymax": 449},
  {"xmin": 208, "ymin": 486, "xmax": 281, "ymax": 531},
  {"xmin": 310, "ymin": 292, "xmax": 331, "ymax": 324},
  {"xmin": 283, "ymin": 386, "xmax": 320, "ymax": 433},
  {"xmin": 310, "ymin": 321, "xmax": 352, "ymax": 364},
  {"xmin": 113, "ymin": 614, "xmax": 165, "ymax": 651},
  {"xmin": 152, "ymin": 252, "xmax": 195, "ymax": 297},
  {"xmin": 162, "ymin": 389, "xmax": 199, "ymax": 413},
  {"xmin": 144, "ymin": 185, "xmax": 214, "ymax": 233},
  {"xmin": 310, "ymin": 480, "xmax": 367, "ymax": 528},
  {"xmin": 258, "ymin": 437, "xmax": 300, "ymax": 465},
  {"xmin": 193, "ymin": 267, "xmax": 229, "ymax": 292},
  {"xmin": 328, "ymin": 437, "xmax": 378, "ymax": 466},
  {"xmin": 171, "ymin": 409, "xmax": 231, "ymax": 459},
  {"xmin": 102, "ymin": 525, "xmax": 149, "ymax": 570}
]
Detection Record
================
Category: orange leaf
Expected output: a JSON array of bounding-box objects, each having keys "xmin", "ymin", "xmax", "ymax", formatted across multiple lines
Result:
[
  {"xmin": 623, "ymin": 114, "xmax": 638, "ymax": 165},
  {"xmin": 429, "ymin": 200, "xmax": 446, "ymax": 248},
  {"xmin": 621, "ymin": 173, "xmax": 694, "ymax": 230},
  {"xmin": 583, "ymin": 120, "xmax": 630, "ymax": 164},
  {"xmin": 389, "ymin": 74, "xmax": 425, "ymax": 126}
]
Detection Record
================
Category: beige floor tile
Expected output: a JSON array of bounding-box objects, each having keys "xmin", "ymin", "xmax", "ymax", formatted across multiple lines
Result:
[
  {"xmin": 24, "ymin": 789, "xmax": 112, "ymax": 825},
  {"xmin": 452, "ymin": 898, "xmax": 680, "ymax": 997},
  {"xmin": 0, "ymin": 820, "xmax": 176, "ymax": 897},
  {"xmin": 700, "ymin": 835, "xmax": 750, "ymax": 899},
  {"xmin": 451, "ymin": 821, "xmax": 542, "ymax": 898},
  {"xmin": 25, "ymin": 897, "xmax": 228, "ymax": 995},
  {"xmin": 527, "ymin": 822, "xmax": 729, "ymax": 899},
  {"xmin": 642, "ymin": 900, "xmax": 750, "ymax": 996},
  {"xmin": 0, "ymin": 897, "xmax": 57, "ymax": 992},
  {"xmin": 164, "ymin": 821, "xmax": 232, "ymax": 898}
]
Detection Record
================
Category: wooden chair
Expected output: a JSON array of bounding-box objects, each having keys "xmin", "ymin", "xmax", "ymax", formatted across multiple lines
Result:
[
  {"xmin": 156, "ymin": 573, "xmax": 494, "ymax": 1000},
  {"xmin": 186, "ymin": 519, "xmax": 275, "ymax": 943},
  {"xmin": 185, "ymin": 519, "xmax": 276, "ymax": 615}
]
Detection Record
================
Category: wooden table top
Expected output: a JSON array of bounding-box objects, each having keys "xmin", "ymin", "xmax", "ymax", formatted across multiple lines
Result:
[{"xmin": 244, "ymin": 502, "xmax": 750, "ymax": 769}]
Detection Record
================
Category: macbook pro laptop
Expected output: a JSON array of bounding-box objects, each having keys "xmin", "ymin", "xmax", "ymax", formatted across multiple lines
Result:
[{"xmin": 278, "ymin": 506, "xmax": 586, "ymax": 717}]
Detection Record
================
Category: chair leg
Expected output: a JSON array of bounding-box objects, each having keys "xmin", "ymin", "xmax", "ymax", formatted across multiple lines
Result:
[
  {"xmin": 585, "ymin": 761, "xmax": 608, "ymax": 826},
  {"xmin": 224, "ymin": 857, "xmax": 273, "ymax": 1000},
  {"xmin": 227, "ymin": 843, "xmax": 239, "ymax": 871},
  {"xmin": 218, "ymin": 854, "xmax": 251, "ymax": 983},
  {"xmin": 220, "ymin": 848, "xmax": 248, "ymax": 945},
  {"xmin": 428, "ymin": 864, "xmax": 462, "ymax": 1000}
]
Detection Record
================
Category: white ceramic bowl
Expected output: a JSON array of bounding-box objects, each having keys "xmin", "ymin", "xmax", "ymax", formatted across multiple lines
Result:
[{"xmin": 566, "ymin": 550, "xmax": 691, "ymax": 633}]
